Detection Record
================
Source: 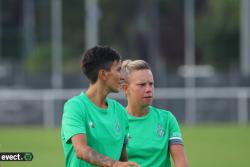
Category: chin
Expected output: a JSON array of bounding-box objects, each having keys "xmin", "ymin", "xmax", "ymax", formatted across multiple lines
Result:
[
  {"xmin": 143, "ymin": 99, "xmax": 153, "ymax": 105},
  {"xmin": 111, "ymin": 87, "xmax": 119, "ymax": 93},
  {"xmin": 113, "ymin": 89, "xmax": 119, "ymax": 93}
]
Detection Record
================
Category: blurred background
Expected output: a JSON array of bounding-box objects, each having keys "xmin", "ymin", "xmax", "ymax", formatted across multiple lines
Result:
[{"xmin": 0, "ymin": 0, "xmax": 250, "ymax": 167}]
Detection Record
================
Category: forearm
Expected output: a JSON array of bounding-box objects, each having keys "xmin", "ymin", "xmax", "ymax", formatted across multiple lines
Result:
[
  {"xmin": 173, "ymin": 159, "xmax": 188, "ymax": 167},
  {"xmin": 170, "ymin": 145, "xmax": 188, "ymax": 167},
  {"xmin": 76, "ymin": 145, "xmax": 116, "ymax": 167}
]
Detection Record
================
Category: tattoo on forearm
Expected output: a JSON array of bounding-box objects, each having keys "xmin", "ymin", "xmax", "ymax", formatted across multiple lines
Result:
[{"xmin": 81, "ymin": 146, "xmax": 116, "ymax": 167}]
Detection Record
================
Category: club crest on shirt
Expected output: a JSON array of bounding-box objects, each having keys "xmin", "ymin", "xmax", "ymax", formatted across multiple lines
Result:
[
  {"xmin": 157, "ymin": 124, "xmax": 165, "ymax": 137},
  {"xmin": 89, "ymin": 121, "xmax": 94, "ymax": 128},
  {"xmin": 115, "ymin": 120, "xmax": 120, "ymax": 133}
]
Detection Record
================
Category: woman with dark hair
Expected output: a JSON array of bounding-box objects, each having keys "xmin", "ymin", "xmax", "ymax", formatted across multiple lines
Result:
[{"xmin": 61, "ymin": 46, "xmax": 139, "ymax": 167}]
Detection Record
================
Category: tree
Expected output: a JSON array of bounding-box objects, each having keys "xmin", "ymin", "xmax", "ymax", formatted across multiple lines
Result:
[{"xmin": 197, "ymin": 0, "xmax": 240, "ymax": 70}]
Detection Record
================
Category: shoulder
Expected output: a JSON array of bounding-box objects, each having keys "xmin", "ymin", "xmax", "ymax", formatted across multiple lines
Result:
[
  {"xmin": 107, "ymin": 98, "xmax": 127, "ymax": 117},
  {"xmin": 65, "ymin": 94, "xmax": 83, "ymax": 107},
  {"xmin": 150, "ymin": 106, "xmax": 181, "ymax": 135},
  {"xmin": 107, "ymin": 98, "xmax": 125, "ymax": 110},
  {"xmin": 150, "ymin": 106, "xmax": 175, "ymax": 118},
  {"xmin": 150, "ymin": 106, "xmax": 179, "ymax": 125},
  {"xmin": 63, "ymin": 94, "xmax": 87, "ymax": 115}
]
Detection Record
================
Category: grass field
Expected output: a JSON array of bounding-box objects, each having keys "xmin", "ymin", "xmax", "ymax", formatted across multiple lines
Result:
[{"xmin": 0, "ymin": 125, "xmax": 250, "ymax": 167}]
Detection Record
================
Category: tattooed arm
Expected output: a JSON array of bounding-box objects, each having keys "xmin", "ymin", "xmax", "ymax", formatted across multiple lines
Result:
[{"xmin": 72, "ymin": 134, "xmax": 139, "ymax": 167}]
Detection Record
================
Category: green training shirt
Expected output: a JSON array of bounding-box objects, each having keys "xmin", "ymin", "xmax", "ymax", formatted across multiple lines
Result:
[
  {"xmin": 61, "ymin": 92, "xmax": 129, "ymax": 167},
  {"xmin": 126, "ymin": 106, "xmax": 183, "ymax": 167}
]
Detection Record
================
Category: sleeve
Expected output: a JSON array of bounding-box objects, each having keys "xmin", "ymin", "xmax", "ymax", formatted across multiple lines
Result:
[
  {"xmin": 62, "ymin": 99, "xmax": 86, "ymax": 144},
  {"xmin": 168, "ymin": 113, "xmax": 183, "ymax": 145}
]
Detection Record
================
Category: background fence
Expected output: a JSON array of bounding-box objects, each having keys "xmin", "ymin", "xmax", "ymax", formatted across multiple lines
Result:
[{"xmin": 0, "ymin": 87, "xmax": 249, "ymax": 127}]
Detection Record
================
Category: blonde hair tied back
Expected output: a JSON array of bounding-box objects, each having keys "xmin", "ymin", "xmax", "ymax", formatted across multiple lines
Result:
[{"xmin": 121, "ymin": 59, "xmax": 150, "ymax": 82}]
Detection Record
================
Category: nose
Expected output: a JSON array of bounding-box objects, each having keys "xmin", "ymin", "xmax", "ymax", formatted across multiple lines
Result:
[
  {"xmin": 145, "ymin": 84, "xmax": 153, "ymax": 93},
  {"xmin": 119, "ymin": 77, "xmax": 125, "ymax": 84}
]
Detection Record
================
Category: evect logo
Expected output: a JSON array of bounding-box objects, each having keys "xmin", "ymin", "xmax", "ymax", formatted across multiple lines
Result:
[{"xmin": 0, "ymin": 152, "xmax": 33, "ymax": 161}]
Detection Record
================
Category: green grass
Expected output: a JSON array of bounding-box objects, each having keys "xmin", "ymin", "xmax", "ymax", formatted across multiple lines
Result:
[
  {"xmin": 0, "ymin": 125, "xmax": 250, "ymax": 167},
  {"xmin": 182, "ymin": 124, "xmax": 250, "ymax": 167},
  {"xmin": 0, "ymin": 127, "xmax": 64, "ymax": 167}
]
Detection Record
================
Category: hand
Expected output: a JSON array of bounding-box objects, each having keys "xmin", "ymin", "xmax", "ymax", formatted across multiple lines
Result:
[{"xmin": 113, "ymin": 161, "xmax": 140, "ymax": 167}]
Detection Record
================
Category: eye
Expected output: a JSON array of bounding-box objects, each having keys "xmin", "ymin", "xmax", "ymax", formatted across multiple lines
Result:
[
  {"xmin": 117, "ymin": 67, "xmax": 121, "ymax": 72},
  {"xmin": 138, "ymin": 83, "xmax": 146, "ymax": 87}
]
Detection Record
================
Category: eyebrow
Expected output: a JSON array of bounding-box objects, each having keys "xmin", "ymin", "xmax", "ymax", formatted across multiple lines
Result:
[{"xmin": 136, "ymin": 80, "xmax": 154, "ymax": 84}]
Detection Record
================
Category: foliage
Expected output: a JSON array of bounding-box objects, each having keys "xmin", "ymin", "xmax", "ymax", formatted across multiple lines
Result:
[
  {"xmin": 24, "ymin": 43, "xmax": 76, "ymax": 74},
  {"xmin": 197, "ymin": 0, "xmax": 240, "ymax": 70},
  {"xmin": 99, "ymin": 0, "xmax": 139, "ymax": 54},
  {"xmin": 24, "ymin": 43, "xmax": 51, "ymax": 73},
  {"xmin": 62, "ymin": 0, "xmax": 85, "ymax": 60},
  {"xmin": 2, "ymin": 0, "xmax": 242, "ymax": 73}
]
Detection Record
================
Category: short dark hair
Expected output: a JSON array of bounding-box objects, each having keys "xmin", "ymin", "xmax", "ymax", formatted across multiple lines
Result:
[{"xmin": 81, "ymin": 45, "xmax": 122, "ymax": 83}]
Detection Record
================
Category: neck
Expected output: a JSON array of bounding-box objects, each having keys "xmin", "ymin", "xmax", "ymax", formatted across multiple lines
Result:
[
  {"xmin": 126, "ymin": 101, "xmax": 149, "ymax": 117},
  {"xmin": 86, "ymin": 83, "xmax": 109, "ymax": 109}
]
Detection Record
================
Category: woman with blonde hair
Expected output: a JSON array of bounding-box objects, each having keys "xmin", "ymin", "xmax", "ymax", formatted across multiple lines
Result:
[{"xmin": 121, "ymin": 59, "xmax": 188, "ymax": 167}]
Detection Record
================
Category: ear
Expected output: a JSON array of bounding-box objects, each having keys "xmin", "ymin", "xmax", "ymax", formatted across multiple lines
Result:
[
  {"xmin": 121, "ymin": 83, "xmax": 128, "ymax": 94},
  {"xmin": 98, "ymin": 69, "xmax": 108, "ymax": 81}
]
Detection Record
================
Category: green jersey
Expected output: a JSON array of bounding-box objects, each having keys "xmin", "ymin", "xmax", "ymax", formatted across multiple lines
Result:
[
  {"xmin": 61, "ymin": 92, "xmax": 129, "ymax": 167},
  {"xmin": 126, "ymin": 106, "xmax": 183, "ymax": 167}
]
